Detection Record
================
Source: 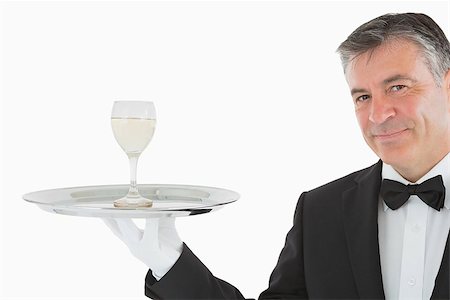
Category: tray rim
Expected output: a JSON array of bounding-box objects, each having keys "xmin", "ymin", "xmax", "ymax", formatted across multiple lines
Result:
[{"xmin": 23, "ymin": 183, "xmax": 240, "ymax": 218}]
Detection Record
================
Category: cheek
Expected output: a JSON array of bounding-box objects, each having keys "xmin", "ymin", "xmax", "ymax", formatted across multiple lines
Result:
[
  {"xmin": 402, "ymin": 97, "xmax": 421, "ymax": 115},
  {"xmin": 406, "ymin": 95, "xmax": 444, "ymax": 130}
]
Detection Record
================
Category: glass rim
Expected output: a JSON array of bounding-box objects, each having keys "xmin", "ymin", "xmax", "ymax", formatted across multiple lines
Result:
[
  {"xmin": 111, "ymin": 100, "xmax": 156, "ymax": 119},
  {"xmin": 113, "ymin": 100, "xmax": 155, "ymax": 104}
]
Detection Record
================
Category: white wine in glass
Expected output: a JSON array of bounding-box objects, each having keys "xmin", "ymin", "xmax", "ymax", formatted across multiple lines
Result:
[{"xmin": 111, "ymin": 101, "xmax": 156, "ymax": 207}]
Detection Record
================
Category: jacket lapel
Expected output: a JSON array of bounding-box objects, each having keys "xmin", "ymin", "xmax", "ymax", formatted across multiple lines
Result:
[{"xmin": 342, "ymin": 160, "xmax": 385, "ymax": 299}]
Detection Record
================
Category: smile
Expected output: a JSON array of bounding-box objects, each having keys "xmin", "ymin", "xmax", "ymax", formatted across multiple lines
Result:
[{"xmin": 373, "ymin": 129, "xmax": 409, "ymax": 141}]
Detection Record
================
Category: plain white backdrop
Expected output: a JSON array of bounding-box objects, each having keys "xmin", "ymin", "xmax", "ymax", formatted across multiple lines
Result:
[{"xmin": 1, "ymin": 1, "xmax": 449, "ymax": 299}]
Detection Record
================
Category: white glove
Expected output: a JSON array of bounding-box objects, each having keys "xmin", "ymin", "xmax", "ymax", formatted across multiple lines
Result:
[{"xmin": 103, "ymin": 217, "xmax": 183, "ymax": 280}]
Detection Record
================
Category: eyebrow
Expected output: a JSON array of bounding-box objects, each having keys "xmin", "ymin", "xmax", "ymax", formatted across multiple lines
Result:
[
  {"xmin": 350, "ymin": 88, "xmax": 368, "ymax": 96},
  {"xmin": 382, "ymin": 74, "xmax": 416, "ymax": 85},
  {"xmin": 350, "ymin": 74, "xmax": 417, "ymax": 96}
]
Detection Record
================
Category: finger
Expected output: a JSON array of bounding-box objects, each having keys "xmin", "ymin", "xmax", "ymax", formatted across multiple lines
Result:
[
  {"xmin": 116, "ymin": 218, "xmax": 143, "ymax": 244},
  {"xmin": 158, "ymin": 218, "xmax": 182, "ymax": 250},
  {"xmin": 159, "ymin": 217, "xmax": 176, "ymax": 229},
  {"xmin": 141, "ymin": 218, "xmax": 160, "ymax": 245},
  {"xmin": 102, "ymin": 218, "xmax": 123, "ymax": 239}
]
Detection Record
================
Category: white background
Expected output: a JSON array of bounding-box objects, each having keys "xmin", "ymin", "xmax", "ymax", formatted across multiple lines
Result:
[{"xmin": 1, "ymin": 1, "xmax": 448, "ymax": 299}]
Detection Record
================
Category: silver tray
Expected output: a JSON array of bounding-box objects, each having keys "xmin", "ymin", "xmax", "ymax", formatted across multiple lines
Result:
[{"xmin": 23, "ymin": 184, "xmax": 239, "ymax": 218}]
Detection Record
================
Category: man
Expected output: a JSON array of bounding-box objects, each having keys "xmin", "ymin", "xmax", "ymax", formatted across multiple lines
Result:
[{"xmin": 105, "ymin": 12, "xmax": 450, "ymax": 299}]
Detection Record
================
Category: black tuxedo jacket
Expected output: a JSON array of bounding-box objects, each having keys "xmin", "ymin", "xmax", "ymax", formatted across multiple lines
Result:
[{"xmin": 145, "ymin": 161, "xmax": 449, "ymax": 299}]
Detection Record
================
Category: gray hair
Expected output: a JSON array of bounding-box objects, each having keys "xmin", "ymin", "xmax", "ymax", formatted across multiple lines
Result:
[{"xmin": 337, "ymin": 13, "xmax": 450, "ymax": 86}]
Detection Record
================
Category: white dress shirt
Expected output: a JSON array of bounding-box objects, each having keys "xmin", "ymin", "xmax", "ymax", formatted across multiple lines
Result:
[{"xmin": 378, "ymin": 152, "xmax": 450, "ymax": 299}]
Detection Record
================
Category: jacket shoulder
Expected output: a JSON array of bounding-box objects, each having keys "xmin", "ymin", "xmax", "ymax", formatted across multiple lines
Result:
[{"xmin": 305, "ymin": 161, "xmax": 380, "ymax": 200}]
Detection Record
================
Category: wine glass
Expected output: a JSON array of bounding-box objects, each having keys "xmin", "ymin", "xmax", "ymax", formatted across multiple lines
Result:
[{"xmin": 111, "ymin": 101, "xmax": 156, "ymax": 207}]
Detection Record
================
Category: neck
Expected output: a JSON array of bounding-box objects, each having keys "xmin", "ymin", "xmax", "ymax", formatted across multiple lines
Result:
[{"xmin": 393, "ymin": 151, "xmax": 449, "ymax": 183}]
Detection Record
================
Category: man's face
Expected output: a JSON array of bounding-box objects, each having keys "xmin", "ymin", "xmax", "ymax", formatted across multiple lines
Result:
[{"xmin": 345, "ymin": 39, "xmax": 450, "ymax": 179}]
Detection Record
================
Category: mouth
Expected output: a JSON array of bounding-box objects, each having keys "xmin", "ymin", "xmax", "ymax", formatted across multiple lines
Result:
[{"xmin": 373, "ymin": 129, "xmax": 409, "ymax": 141}]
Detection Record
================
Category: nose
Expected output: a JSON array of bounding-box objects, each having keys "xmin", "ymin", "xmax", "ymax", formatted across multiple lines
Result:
[{"xmin": 368, "ymin": 94, "xmax": 395, "ymax": 124}]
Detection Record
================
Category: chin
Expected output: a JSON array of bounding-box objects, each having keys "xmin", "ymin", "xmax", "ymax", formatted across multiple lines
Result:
[{"xmin": 373, "ymin": 146, "xmax": 413, "ymax": 168}]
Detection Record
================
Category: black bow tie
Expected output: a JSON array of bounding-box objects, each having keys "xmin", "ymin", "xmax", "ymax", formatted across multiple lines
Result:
[{"xmin": 380, "ymin": 175, "xmax": 446, "ymax": 211}]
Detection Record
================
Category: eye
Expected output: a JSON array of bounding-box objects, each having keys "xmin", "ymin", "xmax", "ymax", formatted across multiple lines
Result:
[
  {"xmin": 355, "ymin": 94, "xmax": 371, "ymax": 103},
  {"xmin": 390, "ymin": 85, "xmax": 407, "ymax": 92}
]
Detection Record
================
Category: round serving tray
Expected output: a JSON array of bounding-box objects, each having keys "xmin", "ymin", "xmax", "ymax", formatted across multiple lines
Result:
[{"xmin": 23, "ymin": 184, "xmax": 239, "ymax": 218}]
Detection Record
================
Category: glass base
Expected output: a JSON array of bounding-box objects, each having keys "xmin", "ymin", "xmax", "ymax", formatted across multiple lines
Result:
[{"xmin": 113, "ymin": 196, "xmax": 153, "ymax": 208}]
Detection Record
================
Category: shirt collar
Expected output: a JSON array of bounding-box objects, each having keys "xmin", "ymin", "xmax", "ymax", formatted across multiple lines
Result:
[{"xmin": 381, "ymin": 152, "xmax": 450, "ymax": 211}]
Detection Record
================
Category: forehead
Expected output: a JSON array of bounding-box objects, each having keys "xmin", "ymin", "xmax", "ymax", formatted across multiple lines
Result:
[{"xmin": 344, "ymin": 39, "xmax": 430, "ymax": 88}]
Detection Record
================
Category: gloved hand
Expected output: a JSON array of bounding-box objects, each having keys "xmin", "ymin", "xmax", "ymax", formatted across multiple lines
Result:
[{"xmin": 103, "ymin": 217, "xmax": 183, "ymax": 280}]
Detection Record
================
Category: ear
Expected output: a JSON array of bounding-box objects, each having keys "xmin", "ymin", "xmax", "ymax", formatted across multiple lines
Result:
[
  {"xmin": 445, "ymin": 68, "xmax": 450, "ymax": 90},
  {"xmin": 444, "ymin": 69, "xmax": 450, "ymax": 106}
]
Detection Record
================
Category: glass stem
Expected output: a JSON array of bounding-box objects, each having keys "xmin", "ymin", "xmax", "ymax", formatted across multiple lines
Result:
[{"xmin": 127, "ymin": 153, "xmax": 140, "ymax": 199}]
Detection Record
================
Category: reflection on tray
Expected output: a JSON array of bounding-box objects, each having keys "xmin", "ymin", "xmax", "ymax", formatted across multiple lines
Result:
[{"xmin": 70, "ymin": 187, "xmax": 209, "ymax": 204}]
